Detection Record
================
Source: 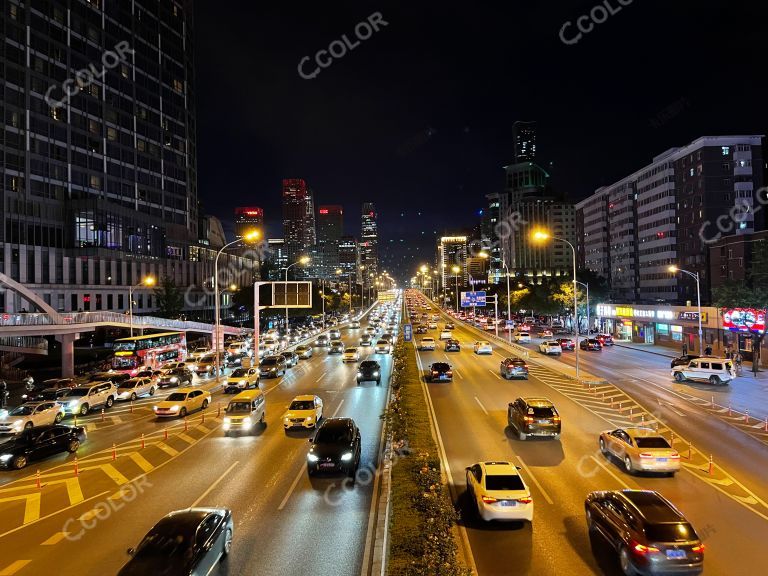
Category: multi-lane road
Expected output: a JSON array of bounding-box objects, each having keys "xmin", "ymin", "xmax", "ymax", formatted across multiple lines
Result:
[
  {"xmin": 0, "ymin": 308, "xmax": 395, "ymax": 576},
  {"xmin": 410, "ymin": 297, "xmax": 767, "ymax": 576}
]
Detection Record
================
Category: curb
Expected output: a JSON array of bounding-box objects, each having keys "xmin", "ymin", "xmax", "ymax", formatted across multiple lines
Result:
[
  {"xmin": 370, "ymin": 433, "xmax": 393, "ymax": 576},
  {"xmin": 614, "ymin": 342, "xmax": 677, "ymax": 359}
]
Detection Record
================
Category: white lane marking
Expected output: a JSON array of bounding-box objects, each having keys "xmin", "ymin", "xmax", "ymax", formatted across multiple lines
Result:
[
  {"xmin": 488, "ymin": 369, "xmax": 502, "ymax": 380},
  {"xmin": 474, "ymin": 396, "xmax": 489, "ymax": 416},
  {"xmin": 315, "ymin": 371, "xmax": 329, "ymax": 383},
  {"xmin": 331, "ymin": 399, "xmax": 345, "ymax": 418},
  {"xmin": 516, "ymin": 456, "xmax": 554, "ymax": 505},
  {"xmin": 589, "ymin": 455, "xmax": 632, "ymax": 490},
  {"xmin": 191, "ymin": 460, "xmax": 240, "ymax": 507},
  {"xmin": 278, "ymin": 462, "xmax": 308, "ymax": 511},
  {"xmin": 454, "ymin": 369, "xmax": 463, "ymax": 380}
]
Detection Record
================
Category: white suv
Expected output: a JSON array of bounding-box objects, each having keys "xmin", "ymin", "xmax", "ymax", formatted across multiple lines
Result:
[
  {"xmin": 672, "ymin": 358, "xmax": 736, "ymax": 386},
  {"xmin": 62, "ymin": 382, "xmax": 117, "ymax": 416}
]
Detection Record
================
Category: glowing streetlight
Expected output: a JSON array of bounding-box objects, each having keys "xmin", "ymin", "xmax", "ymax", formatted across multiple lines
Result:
[
  {"xmin": 451, "ymin": 265, "xmax": 461, "ymax": 314},
  {"xmin": 129, "ymin": 275, "xmax": 156, "ymax": 337},
  {"xmin": 669, "ymin": 265, "xmax": 703, "ymax": 354}
]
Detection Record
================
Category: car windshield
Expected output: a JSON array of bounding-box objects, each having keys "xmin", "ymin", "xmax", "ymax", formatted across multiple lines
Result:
[
  {"xmin": 261, "ymin": 358, "xmax": 278, "ymax": 366},
  {"xmin": 118, "ymin": 381, "xmax": 140, "ymax": 389},
  {"xmin": 645, "ymin": 523, "xmax": 697, "ymax": 542},
  {"xmin": 360, "ymin": 361, "xmax": 378, "ymax": 369},
  {"xmin": 231, "ymin": 369, "xmax": 248, "ymax": 377},
  {"xmin": 345, "ymin": 348, "xmax": 357, "ymax": 353},
  {"xmin": 528, "ymin": 406, "xmax": 556, "ymax": 418},
  {"xmin": 166, "ymin": 393, "xmax": 187, "ymax": 401},
  {"xmin": 134, "ymin": 522, "xmax": 197, "ymax": 560},
  {"xmin": 9, "ymin": 405, "xmax": 35, "ymax": 416},
  {"xmin": 65, "ymin": 389, "xmax": 88, "ymax": 397},
  {"xmin": 289, "ymin": 400, "xmax": 314, "ymax": 411},
  {"xmin": 485, "ymin": 474, "xmax": 525, "ymax": 491},
  {"xmin": 376, "ymin": 340, "xmax": 388, "ymax": 345},
  {"xmin": 167, "ymin": 369, "xmax": 184, "ymax": 375},
  {"xmin": 431, "ymin": 363, "xmax": 449, "ymax": 371},
  {"xmin": 226, "ymin": 402, "xmax": 252, "ymax": 413},
  {"xmin": 634, "ymin": 437, "xmax": 671, "ymax": 449},
  {"xmin": 136, "ymin": 371, "xmax": 153, "ymax": 377},
  {"xmin": 315, "ymin": 425, "xmax": 352, "ymax": 444}
]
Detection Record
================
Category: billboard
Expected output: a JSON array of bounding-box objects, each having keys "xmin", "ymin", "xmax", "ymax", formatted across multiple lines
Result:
[
  {"xmin": 722, "ymin": 308, "xmax": 766, "ymax": 334},
  {"xmin": 460, "ymin": 291, "xmax": 487, "ymax": 308},
  {"xmin": 271, "ymin": 281, "xmax": 312, "ymax": 308}
]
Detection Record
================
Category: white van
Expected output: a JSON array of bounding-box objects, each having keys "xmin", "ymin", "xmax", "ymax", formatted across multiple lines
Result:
[{"xmin": 223, "ymin": 389, "xmax": 266, "ymax": 435}]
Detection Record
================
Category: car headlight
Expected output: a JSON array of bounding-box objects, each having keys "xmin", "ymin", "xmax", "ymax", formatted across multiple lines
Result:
[
  {"xmin": 284, "ymin": 417, "xmax": 291, "ymax": 423},
  {"xmin": 238, "ymin": 380, "xmax": 246, "ymax": 385},
  {"xmin": 152, "ymin": 405, "xmax": 158, "ymax": 411},
  {"xmin": 357, "ymin": 371, "xmax": 362, "ymax": 376},
  {"xmin": 0, "ymin": 454, "xmax": 13, "ymax": 462},
  {"xmin": 242, "ymin": 417, "xmax": 253, "ymax": 430},
  {"xmin": 68, "ymin": 399, "xmax": 79, "ymax": 407},
  {"xmin": 307, "ymin": 453, "xmax": 319, "ymax": 462},
  {"xmin": 223, "ymin": 417, "xmax": 231, "ymax": 424},
  {"xmin": 170, "ymin": 377, "xmax": 178, "ymax": 383},
  {"xmin": 305, "ymin": 416, "xmax": 314, "ymax": 422},
  {"xmin": 373, "ymin": 371, "xmax": 379, "ymax": 376},
  {"xmin": 170, "ymin": 404, "xmax": 180, "ymax": 411},
  {"xmin": 12, "ymin": 420, "xmax": 24, "ymax": 430},
  {"xmin": 340, "ymin": 452, "xmax": 353, "ymax": 462}
]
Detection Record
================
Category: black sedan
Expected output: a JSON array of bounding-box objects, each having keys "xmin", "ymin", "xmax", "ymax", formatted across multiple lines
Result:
[
  {"xmin": 415, "ymin": 325, "xmax": 428, "ymax": 334},
  {"xmin": 118, "ymin": 508, "xmax": 233, "ymax": 576},
  {"xmin": 158, "ymin": 368, "xmax": 194, "ymax": 388},
  {"xmin": 579, "ymin": 338, "xmax": 602, "ymax": 351},
  {"xmin": 0, "ymin": 425, "xmax": 86, "ymax": 470},
  {"xmin": 357, "ymin": 360, "xmax": 382, "ymax": 385},
  {"xmin": 307, "ymin": 418, "xmax": 362, "ymax": 480},
  {"xmin": 444, "ymin": 339, "xmax": 461, "ymax": 352},
  {"xmin": 428, "ymin": 362, "xmax": 453, "ymax": 382},
  {"xmin": 280, "ymin": 351, "xmax": 299, "ymax": 368},
  {"xmin": 671, "ymin": 354, "xmax": 701, "ymax": 368}
]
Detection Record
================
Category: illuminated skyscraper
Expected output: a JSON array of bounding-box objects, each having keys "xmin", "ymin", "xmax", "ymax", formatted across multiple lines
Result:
[
  {"xmin": 316, "ymin": 205, "xmax": 344, "ymax": 278},
  {"xmin": 360, "ymin": 203, "xmax": 378, "ymax": 285},
  {"xmin": 282, "ymin": 179, "xmax": 316, "ymax": 265}
]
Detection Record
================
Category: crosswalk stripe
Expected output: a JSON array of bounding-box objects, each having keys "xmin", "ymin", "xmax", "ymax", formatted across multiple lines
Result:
[
  {"xmin": 0, "ymin": 560, "xmax": 32, "ymax": 575},
  {"xmin": 155, "ymin": 441, "xmax": 179, "ymax": 456},
  {"xmin": 129, "ymin": 453, "xmax": 154, "ymax": 473},
  {"xmin": 41, "ymin": 532, "xmax": 69, "ymax": 545}
]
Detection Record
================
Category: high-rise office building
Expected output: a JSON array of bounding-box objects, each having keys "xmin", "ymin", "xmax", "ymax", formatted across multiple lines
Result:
[
  {"xmin": 234, "ymin": 207, "xmax": 264, "ymax": 238},
  {"xmin": 438, "ymin": 237, "xmax": 468, "ymax": 289},
  {"xmin": 282, "ymin": 178, "xmax": 316, "ymax": 267},
  {"xmin": 266, "ymin": 238, "xmax": 288, "ymax": 280},
  {"xmin": 0, "ymin": 1, "xmax": 254, "ymax": 315},
  {"xmin": 513, "ymin": 121, "xmax": 537, "ymax": 163},
  {"xmin": 360, "ymin": 202, "xmax": 378, "ymax": 285},
  {"xmin": 316, "ymin": 205, "xmax": 344, "ymax": 278}
]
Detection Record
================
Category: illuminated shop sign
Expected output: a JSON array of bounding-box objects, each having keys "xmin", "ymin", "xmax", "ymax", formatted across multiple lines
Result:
[
  {"xmin": 722, "ymin": 308, "xmax": 766, "ymax": 334},
  {"xmin": 596, "ymin": 305, "xmax": 675, "ymax": 320},
  {"xmin": 678, "ymin": 311, "xmax": 707, "ymax": 322}
]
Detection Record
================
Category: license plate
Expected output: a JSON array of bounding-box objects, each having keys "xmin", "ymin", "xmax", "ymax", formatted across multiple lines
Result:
[
  {"xmin": 319, "ymin": 463, "xmax": 335, "ymax": 469},
  {"xmin": 666, "ymin": 550, "xmax": 686, "ymax": 559},
  {"xmin": 538, "ymin": 420, "xmax": 551, "ymax": 424},
  {"xmin": 499, "ymin": 501, "xmax": 516, "ymax": 507},
  {"xmin": 657, "ymin": 458, "xmax": 668, "ymax": 463}
]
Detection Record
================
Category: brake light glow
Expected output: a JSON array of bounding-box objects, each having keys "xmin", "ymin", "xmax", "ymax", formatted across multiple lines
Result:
[
  {"xmin": 692, "ymin": 544, "xmax": 705, "ymax": 553},
  {"xmin": 447, "ymin": 371, "xmax": 453, "ymax": 376},
  {"xmin": 523, "ymin": 417, "xmax": 534, "ymax": 423},
  {"xmin": 639, "ymin": 453, "xmax": 655, "ymax": 459},
  {"xmin": 481, "ymin": 496, "xmax": 497, "ymax": 504},
  {"xmin": 432, "ymin": 371, "xmax": 438, "ymax": 375},
  {"xmin": 632, "ymin": 542, "xmax": 660, "ymax": 554},
  {"xmin": 516, "ymin": 497, "xmax": 532, "ymax": 504},
  {"xmin": 553, "ymin": 416, "xmax": 561, "ymax": 422},
  {"xmin": 670, "ymin": 453, "xmax": 680, "ymax": 459}
]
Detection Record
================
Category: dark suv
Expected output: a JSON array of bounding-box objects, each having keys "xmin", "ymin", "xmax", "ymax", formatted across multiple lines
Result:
[
  {"xmin": 357, "ymin": 361, "xmax": 381, "ymax": 385},
  {"xmin": 307, "ymin": 418, "xmax": 362, "ymax": 480},
  {"xmin": 427, "ymin": 362, "xmax": 453, "ymax": 382},
  {"xmin": 580, "ymin": 338, "xmax": 602, "ymax": 351},
  {"xmin": 670, "ymin": 354, "xmax": 700, "ymax": 369},
  {"xmin": 585, "ymin": 490, "xmax": 704, "ymax": 576},
  {"xmin": 444, "ymin": 339, "xmax": 461, "ymax": 352},
  {"xmin": 500, "ymin": 358, "xmax": 529, "ymax": 380},
  {"xmin": 507, "ymin": 397, "xmax": 561, "ymax": 440}
]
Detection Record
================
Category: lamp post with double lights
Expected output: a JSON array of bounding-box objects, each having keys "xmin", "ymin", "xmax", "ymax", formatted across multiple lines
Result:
[
  {"xmin": 574, "ymin": 280, "xmax": 590, "ymax": 335},
  {"xmin": 669, "ymin": 266, "xmax": 703, "ymax": 354},
  {"xmin": 336, "ymin": 268, "xmax": 353, "ymax": 316},
  {"xmin": 129, "ymin": 275, "xmax": 156, "ymax": 337},
  {"xmin": 452, "ymin": 265, "xmax": 461, "ymax": 314},
  {"xmin": 283, "ymin": 256, "xmax": 311, "ymax": 330},
  {"xmin": 214, "ymin": 230, "xmax": 260, "ymax": 376},
  {"xmin": 532, "ymin": 229, "xmax": 581, "ymax": 378}
]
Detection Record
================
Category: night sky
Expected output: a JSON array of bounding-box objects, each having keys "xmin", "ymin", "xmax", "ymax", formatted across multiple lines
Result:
[{"xmin": 194, "ymin": 0, "xmax": 767, "ymax": 281}]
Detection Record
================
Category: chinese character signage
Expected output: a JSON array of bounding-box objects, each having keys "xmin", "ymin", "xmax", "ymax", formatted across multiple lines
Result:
[{"xmin": 722, "ymin": 308, "xmax": 766, "ymax": 334}]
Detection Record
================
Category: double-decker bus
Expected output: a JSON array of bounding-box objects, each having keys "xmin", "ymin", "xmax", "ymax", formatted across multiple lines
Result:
[{"xmin": 111, "ymin": 332, "xmax": 187, "ymax": 374}]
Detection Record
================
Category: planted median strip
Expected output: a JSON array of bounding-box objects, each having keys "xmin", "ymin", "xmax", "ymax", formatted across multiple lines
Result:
[{"xmin": 383, "ymin": 337, "xmax": 470, "ymax": 576}]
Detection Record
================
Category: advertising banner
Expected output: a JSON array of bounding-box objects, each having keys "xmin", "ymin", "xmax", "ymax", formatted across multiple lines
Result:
[{"xmin": 722, "ymin": 308, "xmax": 766, "ymax": 333}]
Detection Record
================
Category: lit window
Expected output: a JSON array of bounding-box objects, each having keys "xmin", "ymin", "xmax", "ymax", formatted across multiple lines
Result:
[{"xmin": 722, "ymin": 146, "xmax": 730, "ymax": 156}]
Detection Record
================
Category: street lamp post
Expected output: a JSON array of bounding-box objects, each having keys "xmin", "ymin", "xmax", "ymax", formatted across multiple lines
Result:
[
  {"xmin": 452, "ymin": 265, "xmax": 461, "ymax": 314},
  {"xmin": 574, "ymin": 280, "xmax": 590, "ymax": 335},
  {"xmin": 128, "ymin": 276, "xmax": 156, "ymax": 337},
  {"xmin": 283, "ymin": 256, "xmax": 311, "ymax": 331},
  {"xmin": 669, "ymin": 266, "xmax": 703, "ymax": 354},
  {"xmin": 215, "ymin": 230, "xmax": 260, "ymax": 376},
  {"xmin": 532, "ymin": 230, "xmax": 580, "ymax": 378}
]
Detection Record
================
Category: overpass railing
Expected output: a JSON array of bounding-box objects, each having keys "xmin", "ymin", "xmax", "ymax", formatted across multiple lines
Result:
[{"xmin": 0, "ymin": 311, "xmax": 240, "ymax": 333}]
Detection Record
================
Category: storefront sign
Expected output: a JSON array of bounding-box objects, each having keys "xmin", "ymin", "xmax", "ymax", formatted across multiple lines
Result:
[
  {"xmin": 678, "ymin": 311, "xmax": 707, "ymax": 322},
  {"xmin": 597, "ymin": 304, "xmax": 675, "ymax": 321},
  {"xmin": 722, "ymin": 308, "xmax": 766, "ymax": 334}
]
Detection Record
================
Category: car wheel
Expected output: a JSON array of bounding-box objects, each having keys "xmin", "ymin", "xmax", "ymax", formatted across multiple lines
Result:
[
  {"xmin": 624, "ymin": 456, "xmax": 634, "ymax": 474},
  {"xmin": 674, "ymin": 372, "xmax": 685, "ymax": 382},
  {"xmin": 79, "ymin": 404, "xmax": 89, "ymax": 416},
  {"xmin": 709, "ymin": 375, "xmax": 721, "ymax": 386},
  {"xmin": 105, "ymin": 396, "xmax": 114, "ymax": 408},
  {"xmin": 149, "ymin": 387, "xmax": 156, "ymax": 396},
  {"xmin": 24, "ymin": 421, "xmax": 33, "ymax": 430},
  {"xmin": 67, "ymin": 439, "xmax": 80, "ymax": 453},
  {"xmin": 202, "ymin": 399, "xmax": 209, "ymax": 410},
  {"xmin": 518, "ymin": 430, "xmax": 527, "ymax": 441},
  {"xmin": 54, "ymin": 413, "xmax": 63, "ymax": 424},
  {"xmin": 180, "ymin": 407, "xmax": 188, "ymax": 417},
  {"xmin": 130, "ymin": 392, "xmax": 137, "ymax": 401},
  {"xmin": 619, "ymin": 546, "xmax": 638, "ymax": 576},
  {"xmin": 599, "ymin": 438, "xmax": 607, "ymax": 455},
  {"xmin": 222, "ymin": 528, "xmax": 233, "ymax": 556},
  {"xmin": 13, "ymin": 455, "xmax": 27, "ymax": 469}
]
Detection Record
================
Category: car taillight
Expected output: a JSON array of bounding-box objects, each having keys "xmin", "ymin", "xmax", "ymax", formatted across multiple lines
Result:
[
  {"xmin": 523, "ymin": 416, "xmax": 534, "ymax": 423},
  {"xmin": 692, "ymin": 544, "xmax": 705, "ymax": 553},
  {"xmin": 447, "ymin": 371, "xmax": 453, "ymax": 376},
  {"xmin": 670, "ymin": 453, "xmax": 680, "ymax": 459},
  {"xmin": 481, "ymin": 496, "xmax": 497, "ymax": 504},
  {"xmin": 639, "ymin": 453, "xmax": 655, "ymax": 459},
  {"xmin": 523, "ymin": 364, "xmax": 529, "ymax": 368},
  {"xmin": 632, "ymin": 542, "xmax": 660, "ymax": 554},
  {"xmin": 553, "ymin": 416, "xmax": 561, "ymax": 422},
  {"xmin": 516, "ymin": 497, "xmax": 532, "ymax": 504},
  {"xmin": 432, "ymin": 371, "xmax": 438, "ymax": 375}
]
